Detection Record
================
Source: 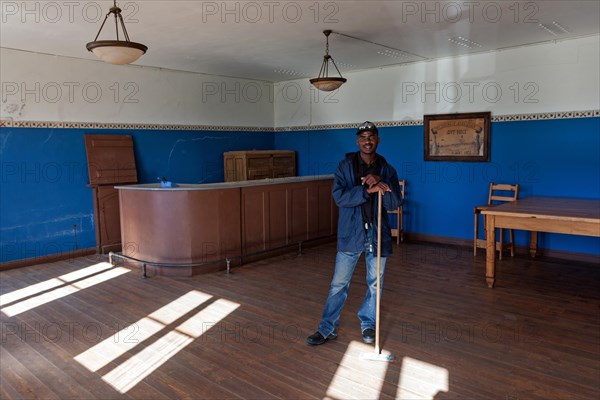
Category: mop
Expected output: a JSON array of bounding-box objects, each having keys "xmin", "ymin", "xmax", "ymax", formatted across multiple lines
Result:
[{"xmin": 360, "ymin": 191, "xmax": 395, "ymax": 362}]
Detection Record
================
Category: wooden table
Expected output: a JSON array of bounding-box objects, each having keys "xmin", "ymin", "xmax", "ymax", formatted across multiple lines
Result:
[{"xmin": 481, "ymin": 196, "xmax": 600, "ymax": 288}]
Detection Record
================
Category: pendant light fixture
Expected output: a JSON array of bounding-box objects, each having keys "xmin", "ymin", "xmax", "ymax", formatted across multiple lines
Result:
[
  {"xmin": 86, "ymin": 0, "xmax": 148, "ymax": 65},
  {"xmin": 310, "ymin": 30, "xmax": 347, "ymax": 91}
]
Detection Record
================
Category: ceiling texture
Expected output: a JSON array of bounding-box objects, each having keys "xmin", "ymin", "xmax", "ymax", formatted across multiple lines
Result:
[{"xmin": 1, "ymin": 1, "xmax": 599, "ymax": 82}]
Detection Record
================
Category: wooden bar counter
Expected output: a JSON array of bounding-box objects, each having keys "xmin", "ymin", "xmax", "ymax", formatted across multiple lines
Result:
[{"xmin": 115, "ymin": 175, "xmax": 337, "ymax": 276}]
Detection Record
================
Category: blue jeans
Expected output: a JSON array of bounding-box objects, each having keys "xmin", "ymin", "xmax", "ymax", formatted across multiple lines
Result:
[{"xmin": 318, "ymin": 251, "xmax": 387, "ymax": 336}]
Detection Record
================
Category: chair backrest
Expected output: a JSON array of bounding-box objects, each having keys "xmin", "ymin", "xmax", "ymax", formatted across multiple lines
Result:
[
  {"xmin": 399, "ymin": 180, "xmax": 406, "ymax": 201},
  {"xmin": 488, "ymin": 183, "xmax": 519, "ymax": 205}
]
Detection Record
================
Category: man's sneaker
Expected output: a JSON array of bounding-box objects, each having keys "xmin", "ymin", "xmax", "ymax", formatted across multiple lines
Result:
[
  {"xmin": 306, "ymin": 331, "xmax": 337, "ymax": 346},
  {"xmin": 362, "ymin": 328, "xmax": 375, "ymax": 344}
]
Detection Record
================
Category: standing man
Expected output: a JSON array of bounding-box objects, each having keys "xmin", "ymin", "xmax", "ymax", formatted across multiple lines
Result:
[{"xmin": 307, "ymin": 121, "xmax": 402, "ymax": 346}]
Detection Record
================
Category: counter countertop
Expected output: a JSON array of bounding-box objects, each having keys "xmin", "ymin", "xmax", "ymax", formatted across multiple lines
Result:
[{"xmin": 115, "ymin": 175, "xmax": 334, "ymax": 191}]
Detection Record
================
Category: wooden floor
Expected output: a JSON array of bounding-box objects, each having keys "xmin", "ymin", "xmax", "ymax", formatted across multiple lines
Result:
[{"xmin": 1, "ymin": 241, "xmax": 599, "ymax": 399}]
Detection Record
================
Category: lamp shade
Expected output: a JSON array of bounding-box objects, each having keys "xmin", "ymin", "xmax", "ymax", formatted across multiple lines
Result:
[
  {"xmin": 86, "ymin": 40, "xmax": 147, "ymax": 65},
  {"xmin": 86, "ymin": 1, "xmax": 147, "ymax": 65},
  {"xmin": 310, "ymin": 30, "xmax": 347, "ymax": 92},
  {"xmin": 309, "ymin": 77, "xmax": 347, "ymax": 92}
]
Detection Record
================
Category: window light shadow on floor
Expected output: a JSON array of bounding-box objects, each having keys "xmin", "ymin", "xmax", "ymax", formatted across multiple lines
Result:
[
  {"xmin": 325, "ymin": 341, "xmax": 448, "ymax": 400},
  {"xmin": 74, "ymin": 289, "xmax": 240, "ymax": 394},
  {"xmin": 0, "ymin": 262, "xmax": 129, "ymax": 317},
  {"xmin": 398, "ymin": 356, "xmax": 449, "ymax": 399},
  {"xmin": 1, "ymin": 259, "xmax": 450, "ymax": 398},
  {"xmin": 74, "ymin": 289, "xmax": 213, "ymax": 372}
]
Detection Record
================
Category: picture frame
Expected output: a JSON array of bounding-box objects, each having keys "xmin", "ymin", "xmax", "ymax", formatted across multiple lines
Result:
[{"xmin": 424, "ymin": 111, "xmax": 491, "ymax": 162}]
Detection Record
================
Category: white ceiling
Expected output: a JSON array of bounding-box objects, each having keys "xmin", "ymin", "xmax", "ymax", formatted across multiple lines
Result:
[{"xmin": 1, "ymin": 1, "xmax": 599, "ymax": 82}]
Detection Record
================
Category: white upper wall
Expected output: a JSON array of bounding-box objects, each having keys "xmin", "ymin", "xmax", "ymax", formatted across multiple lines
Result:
[
  {"xmin": 2, "ymin": 35, "xmax": 598, "ymax": 128},
  {"xmin": 0, "ymin": 48, "xmax": 275, "ymax": 127},
  {"xmin": 274, "ymin": 35, "xmax": 600, "ymax": 127}
]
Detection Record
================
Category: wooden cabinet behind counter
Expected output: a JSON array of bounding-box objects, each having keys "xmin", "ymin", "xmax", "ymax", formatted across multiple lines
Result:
[{"xmin": 224, "ymin": 150, "xmax": 296, "ymax": 182}]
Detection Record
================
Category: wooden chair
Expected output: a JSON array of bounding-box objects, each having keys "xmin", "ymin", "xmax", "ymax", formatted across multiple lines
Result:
[
  {"xmin": 389, "ymin": 180, "xmax": 406, "ymax": 244},
  {"xmin": 473, "ymin": 183, "xmax": 519, "ymax": 259}
]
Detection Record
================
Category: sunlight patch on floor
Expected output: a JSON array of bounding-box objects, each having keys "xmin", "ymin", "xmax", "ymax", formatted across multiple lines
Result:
[
  {"xmin": 397, "ymin": 357, "xmax": 449, "ymax": 399},
  {"xmin": 324, "ymin": 341, "xmax": 449, "ymax": 399},
  {"xmin": 74, "ymin": 290, "xmax": 213, "ymax": 372},
  {"xmin": 1, "ymin": 264, "xmax": 129, "ymax": 317},
  {"xmin": 0, "ymin": 262, "xmax": 114, "ymax": 306},
  {"xmin": 101, "ymin": 298, "xmax": 240, "ymax": 393},
  {"xmin": 325, "ymin": 340, "xmax": 391, "ymax": 399}
]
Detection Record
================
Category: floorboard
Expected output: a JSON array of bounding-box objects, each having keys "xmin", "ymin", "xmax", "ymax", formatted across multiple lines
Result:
[{"xmin": 1, "ymin": 242, "xmax": 599, "ymax": 399}]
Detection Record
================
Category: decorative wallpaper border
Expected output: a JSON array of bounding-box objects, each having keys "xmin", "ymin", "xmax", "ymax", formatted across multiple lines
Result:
[
  {"xmin": 280, "ymin": 110, "xmax": 600, "ymax": 132},
  {"xmin": 1, "ymin": 110, "xmax": 598, "ymax": 132},
  {"xmin": 0, "ymin": 120, "xmax": 274, "ymax": 132}
]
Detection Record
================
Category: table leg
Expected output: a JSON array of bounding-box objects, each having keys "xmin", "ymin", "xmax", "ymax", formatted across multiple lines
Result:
[
  {"xmin": 485, "ymin": 214, "xmax": 496, "ymax": 288},
  {"xmin": 530, "ymin": 231, "xmax": 538, "ymax": 258}
]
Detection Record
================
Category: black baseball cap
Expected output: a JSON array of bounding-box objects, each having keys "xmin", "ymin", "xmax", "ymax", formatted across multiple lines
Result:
[{"xmin": 356, "ymin": 121, "xmax": 378, "ymax": 135}]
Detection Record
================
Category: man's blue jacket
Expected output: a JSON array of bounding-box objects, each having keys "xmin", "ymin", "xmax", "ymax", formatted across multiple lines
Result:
[{"xmin": 333, "ymin": 152, "xmax": 402, "ymax": 257}]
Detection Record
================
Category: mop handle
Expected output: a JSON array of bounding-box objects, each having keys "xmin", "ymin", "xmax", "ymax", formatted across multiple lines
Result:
[{"xmin": 375, "ymin": 190, "xmax": 382, "ymax": 354}]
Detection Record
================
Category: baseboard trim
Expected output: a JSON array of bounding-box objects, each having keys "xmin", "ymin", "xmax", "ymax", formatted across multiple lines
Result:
[
  {"xmin": 2, "ymin": 234, "xmax": 597, "ymax": 270},
  {"xmin": 404, "ymin": 233, "xmax": 600, "ymax": 264},
  {"xmin": 530, "ymin": 247, "xmax": 600, "ymax": 264},
  {"xmin": 0, "ymin": 248, "xmax": 97, "ymax": 271},
  {"xmin": 405, "ymin": 233, "xmax": 472, "ymax": 248}
]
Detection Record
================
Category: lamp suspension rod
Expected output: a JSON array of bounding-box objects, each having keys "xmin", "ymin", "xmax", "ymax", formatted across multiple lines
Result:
[
  {"xmin": 330, "ymin": 56, "xmax": 344, "ymax": 77},
  {"xmin": 317, "ymin": 58, "xmax": 327, "ymax": 78},
  {"xmin": 319, "ymin": 29, "xmax": 345, "ymax": 79},
  {"xmin": 93, "ymin": 0, "xmax": 132, "ymax": 42},
  {"xmin": 118, "ymin": 12, "xmax": 131, "ymax": 41},
  {"xmin": 93, "ymin": 11, "xmax": 111, "ymax": 41},
  {"xmin": 114, "ymin": 10, "xmax": 119, "ymax": 40}
]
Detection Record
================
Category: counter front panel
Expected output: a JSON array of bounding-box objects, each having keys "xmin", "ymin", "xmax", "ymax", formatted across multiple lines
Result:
[{"xmin": 116, "ymin": 176, "xmax": 336, "ymax": 276}]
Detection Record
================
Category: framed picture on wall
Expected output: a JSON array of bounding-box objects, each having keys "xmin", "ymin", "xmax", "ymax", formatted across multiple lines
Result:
[{"xmin": 424, "ymin": 111, "xmax": 491, "ymax": 162}]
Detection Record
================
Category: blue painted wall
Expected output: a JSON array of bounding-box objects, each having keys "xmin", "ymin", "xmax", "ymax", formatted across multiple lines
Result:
[
  {"xmin": 2, "ymin": 117, "xmax": 599, "ymax": 263},
  {"xmin": 274, "ymin": 117, "xmax": 600, "ymax": 255},
  {"xmin": 0, "ymin": 128, "xmax": 274, "ymax": 263}
]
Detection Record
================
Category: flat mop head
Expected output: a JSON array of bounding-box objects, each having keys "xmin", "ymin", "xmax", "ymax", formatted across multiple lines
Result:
[
  {"xmin": 359, "ymin": 352, "xmax": 395, "ymax": 362},
  {"xmin": 359, "ymin": 347, "xmax": 395, "ymax": 362}
]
